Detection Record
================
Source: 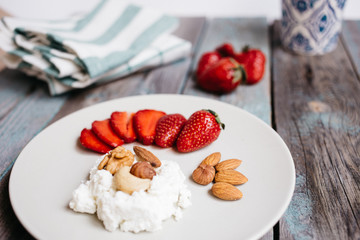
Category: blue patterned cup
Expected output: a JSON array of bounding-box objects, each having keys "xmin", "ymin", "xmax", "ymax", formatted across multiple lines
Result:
[{"xmin": 281, "ymin": 0, "xmax": 347, "ymax": 55}]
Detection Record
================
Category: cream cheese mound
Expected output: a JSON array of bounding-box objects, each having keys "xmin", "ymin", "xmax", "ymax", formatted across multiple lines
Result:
[{"xmin": 69, "ymin": 160, "xmax": 191, "ymax": 232}]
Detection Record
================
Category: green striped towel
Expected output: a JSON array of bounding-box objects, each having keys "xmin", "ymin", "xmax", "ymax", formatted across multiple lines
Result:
[{"xmin": 0, "ymin": 0, "xmax": 191, "ymax": 95}]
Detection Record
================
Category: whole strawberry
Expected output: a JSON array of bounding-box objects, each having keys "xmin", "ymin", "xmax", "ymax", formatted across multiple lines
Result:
[
  {"xmin": 155, "ymin": 113, "xmax": 187, "ymax": 148},
  {"xmin": 176, "ymin": 109, "xmax": 225, "ymax": 153},
  {"xmin": 196, "ymin": 51, "xmax": 221, "ymax": 79},
  {"xmin": 216, "ymin": 42, "xmax": 235, "ymax": 57},
  {"xmin": 235, "ymin": 46, "xmax": 266, "ymax": 84},
  {"xmin": 197, "ymin": 57, "xmax": 244, "ymax": 94}
]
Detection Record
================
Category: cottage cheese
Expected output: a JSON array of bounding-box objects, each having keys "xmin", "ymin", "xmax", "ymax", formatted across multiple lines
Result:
[{"xmin": 69, "ymin": 160, "xmax": 191, "ymax": 232}]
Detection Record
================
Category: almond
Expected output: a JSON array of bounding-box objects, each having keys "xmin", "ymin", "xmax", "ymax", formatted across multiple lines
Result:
[
  {"xmin": 130, "ymin": 161, "xmax": 156, "ymax": 180},
  {"xmin": 211, "ymin": 182, "xmax": 242, "ymax": 200},
  {"xmin": 201, "ymin": 152, "xmax": 221, "ymax": 166},
  {"xmin": 215, "ymin": 159, "xmax": 242, "ymax": 171},
  {"xmin": 133, "ymin": 146, "xmax": 161, "ymax": 168},
  {"xmin": 192, "ymin": 164, "xmax": 215, "ymax": 185},
  {"xmin": 215, "ymin": 170, "xmax": 248, "ymax": 185}
]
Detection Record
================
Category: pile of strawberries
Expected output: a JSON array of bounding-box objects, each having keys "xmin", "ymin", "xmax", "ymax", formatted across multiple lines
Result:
[
  {"xmin": 80, "ymin": 109, "xmax": 225, "ymax": 154},
  {"xmin": 196, "ymin": 43, "xmax": 266, "ymax": 94}
]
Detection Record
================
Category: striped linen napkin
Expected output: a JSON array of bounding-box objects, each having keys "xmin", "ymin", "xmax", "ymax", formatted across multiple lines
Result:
[{"xmin": 0, "ymin": 0, "xmax": 191, "ymax": 95}]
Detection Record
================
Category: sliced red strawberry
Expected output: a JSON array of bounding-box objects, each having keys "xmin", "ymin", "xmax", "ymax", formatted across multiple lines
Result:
[
  {"xmin": 154, "ymin": 113, "xmax": 187, "ymax": 148},
  {"xmin": 92, "ymin": 119, "xmax": 124, "ymax": 147},
  {"xmin": 110, "ymin": 111, "xmax": 136, "ymax": 143},
  {"xmin": 176, "ymin": 109, "xmax": 224, "ymax": 153},
  {"xmin": 133, "ymin": 109, "xmax": 166, "ymax": 145},
  {"xmin": 79, "ymin": 128, "xmax": 112, "ymax": 154}
]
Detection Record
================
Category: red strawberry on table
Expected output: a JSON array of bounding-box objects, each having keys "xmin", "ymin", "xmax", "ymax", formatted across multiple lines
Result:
[
  {"xmin": 216, "ymin": 42, "xmax": 235, "ymax": 57},
  {"xmin": 197, "ymin": 57, "xmax": 245, "ymax": 94},
  {"xmin": 79, "ymin": 128, "xmax": 112, "ymax": 154},
  {"xmin": 196, "ymin": 51, "xmax": 221, "ymax": 79},
  {"xmin": 110, "ymin": 111, "xmax": 136, "ymax": 143},
  {"xmin": 133, "ymin": 109, "xmax": 166, "ymax": 145},
  {"xmin": 176, "ymin": 109, "xmax": 225, "ymax": 153},
  {"xmin": 235, "ymin": 46, "xmax": 266, "ymax": 85},
  {"xmin": 92, "ymin": 119, "xmax": 124, "ymax": 147},
  {"xmin": 155, "ymin": 113, "xmax": 187, "ymax": 148}
]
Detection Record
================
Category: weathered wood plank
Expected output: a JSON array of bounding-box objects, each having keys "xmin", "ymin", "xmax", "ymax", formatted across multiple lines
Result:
[
  {"xmin": 0, "ymin": 172, "xmax": 33, "ymax": 239},
  {"xmin": 0, "ymin": 70, "xmax": 33, "ymax": 120},
  {"xmin": 182, "ymin": 17, "xmax": 273, "ymax": 240},
  {"xmin": 0, "ymin": 71, "xmax": 67, "ymax": 176},
  {"xmin": 342, "ymin": 21, "xmax": 360, "ymax": 78},
  {"xmin": 182, "ymin": 17, "xmax": 271, "ymax": 125},
  {"xmin": 271, "ymin": 21, "xmax": 360, "ymax": 240}
]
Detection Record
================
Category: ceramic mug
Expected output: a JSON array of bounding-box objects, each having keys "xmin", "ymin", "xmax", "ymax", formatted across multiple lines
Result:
[{"xmin": 281, "ymin": 0, "xmax": 347, "ymax": 55}]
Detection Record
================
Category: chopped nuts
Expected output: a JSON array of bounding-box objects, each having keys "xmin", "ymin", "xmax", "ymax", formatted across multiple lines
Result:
[
  {"xmin": 133, "ymin": 146, "xmax": 161, "ymax": 168},
  {"xmin": 98, "ymin": 146, "xmax": 134, "ymax": 174},
  {"xmin": 130, "ymin": 161, "xmax": 156, "ymax": 180}
]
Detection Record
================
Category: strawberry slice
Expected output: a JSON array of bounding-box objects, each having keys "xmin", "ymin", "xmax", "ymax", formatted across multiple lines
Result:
[
  {"xmin": 110, "ymin": 111, "xmax": 136, "ymax": 143},
  {"xmin": 133, "ymin": 109, "xmax": 166, "ymax": 145},
  {"xmin": 79, "ymin": 128, "xmax": 112, "ymax": 154},
  {"xmin": 155, "ymin": 113, "xmax": 187, "ymax": 148},
  {"xmin": 92, "ymin": 119, "xmax": 124, "ymax": 147}
]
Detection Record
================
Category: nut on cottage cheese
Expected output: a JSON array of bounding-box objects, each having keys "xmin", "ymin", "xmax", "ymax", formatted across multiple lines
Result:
[{"xmin": 69, "ymin": 159, "xmax": 191, "ymax": 232}]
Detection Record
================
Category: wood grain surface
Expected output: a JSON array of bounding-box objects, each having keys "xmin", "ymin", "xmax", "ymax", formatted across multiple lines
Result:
[
  {"xmin": 271, "ymin": 21, "xmax": 360, "ymax": 240},
  {"xmin": 342, "ymin": 21, "xmax": 360, "ymax": 78}
]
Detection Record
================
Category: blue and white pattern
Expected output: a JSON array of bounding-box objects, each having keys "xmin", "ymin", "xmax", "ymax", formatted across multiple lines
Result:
[
  {"xmin": 0, "ymin": 0, "xmax": 191, "ymax": 95},
  {"xmin": 281, "ymin": 0, "xmax": 346, "ymax": 55}
]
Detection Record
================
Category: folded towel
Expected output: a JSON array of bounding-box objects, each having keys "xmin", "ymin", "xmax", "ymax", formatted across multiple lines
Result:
[{"xmin": 0, "ymin": 0, "xmax": 191, "ymax": 95}]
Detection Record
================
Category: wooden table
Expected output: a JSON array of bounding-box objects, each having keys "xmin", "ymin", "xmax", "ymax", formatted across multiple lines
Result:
[{"xmin": 0, "ymin": 17, "xmax": 359, "ymax": 240}]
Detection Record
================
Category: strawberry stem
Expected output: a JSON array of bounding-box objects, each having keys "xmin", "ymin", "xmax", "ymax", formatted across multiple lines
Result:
[
  {"xmin": 204, "ymin": 109, "xmax": 225, "ymax": 130},
  {"xmin": 242, "ymin": 45, "xmax": 250, "ymax": 53},
  {"xmin": 239, "ymin": 64, "xmax": 247, "ymax": 82},
  {"xmin": 229, "ymin": 58, "xmax": 245, "ymax": 83}
]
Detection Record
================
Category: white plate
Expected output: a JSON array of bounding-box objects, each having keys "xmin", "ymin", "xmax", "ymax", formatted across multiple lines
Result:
[{"xmin": 9, "ymin": 94, "xmax": 295, "ymax": 240}]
